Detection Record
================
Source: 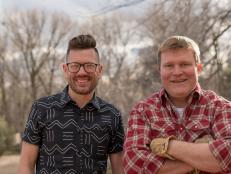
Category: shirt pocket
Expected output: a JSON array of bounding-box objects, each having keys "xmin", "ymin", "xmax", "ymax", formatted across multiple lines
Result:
[
  {"xmin": 150, "ymin": 120, "xmax": 176, "ymax": 138},
  {"xmin": 185, "ymin": 117, "xmax": 211, "ymax": 139}
]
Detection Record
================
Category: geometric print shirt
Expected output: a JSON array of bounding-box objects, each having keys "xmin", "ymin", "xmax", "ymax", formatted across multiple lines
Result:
[
  {"xmin": 123, "ymin": 84, "xmax": 231, "ymax": 174},
  {"xmin": 22, "ymin": 86, "xmax": 124, "ymax": 174}
]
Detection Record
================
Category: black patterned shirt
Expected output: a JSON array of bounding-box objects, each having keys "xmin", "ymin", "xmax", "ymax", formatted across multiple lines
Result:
[{"xmin": 22, "ymin": 86, "xmax": 124, "ymax": 174}]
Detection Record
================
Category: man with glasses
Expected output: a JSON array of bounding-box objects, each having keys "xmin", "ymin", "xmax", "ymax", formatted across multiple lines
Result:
[{"xmin": 18, "ymin": 34, "xmax": 124, "ymax": 174}]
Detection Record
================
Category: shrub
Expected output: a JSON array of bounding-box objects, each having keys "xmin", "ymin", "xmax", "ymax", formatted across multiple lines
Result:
[{"xmin": 0, "ymin": 117, "xmax": 15, "ymax": 156}]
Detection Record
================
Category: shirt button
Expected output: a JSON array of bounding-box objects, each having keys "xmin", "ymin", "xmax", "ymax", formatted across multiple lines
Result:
[
  {"xmin": 180, "ymin": 127, "xmax": 183, "ymax": 130},
  {"xmin": 194, "ymin": 126, "xmax": 198, "ymax": 129}
]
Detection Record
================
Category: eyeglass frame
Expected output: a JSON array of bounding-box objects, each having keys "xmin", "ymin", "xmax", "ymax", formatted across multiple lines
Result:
[{"xmin": 66, "ymin": 62, "xmax": 100, "ymax": 73}]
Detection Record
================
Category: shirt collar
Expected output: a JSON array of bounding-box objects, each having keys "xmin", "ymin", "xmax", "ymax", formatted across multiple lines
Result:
[
  {"xmin": 88, "ymin": 93, "xmax": 101, "ymax": 110},
  {"xmin": 159, "ymin": 83, "xmax": 202, "ymax": 105},
  {"xmin": 60, "ymin": 86, "xmax": 72, "ymax": 106},
  {"xmin": 60, "ymin": 85, "xmax": 100, "ymax": 110}
]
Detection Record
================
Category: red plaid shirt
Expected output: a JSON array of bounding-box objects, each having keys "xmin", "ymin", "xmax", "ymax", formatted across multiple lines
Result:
[{"xmin": 123, "ymin": 84, "xmax": 231, "ymax": 174}]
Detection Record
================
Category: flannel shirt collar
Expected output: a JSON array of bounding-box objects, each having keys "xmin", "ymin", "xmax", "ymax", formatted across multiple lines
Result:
[{"xmin": 159, "ymin": 83, "xmax": 202, "ymax": 105}]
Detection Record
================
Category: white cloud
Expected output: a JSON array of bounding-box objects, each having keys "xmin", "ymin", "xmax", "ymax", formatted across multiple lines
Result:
[{"xmin": 0, "ymin": 0, "xmax": 152, "ymax": 18}]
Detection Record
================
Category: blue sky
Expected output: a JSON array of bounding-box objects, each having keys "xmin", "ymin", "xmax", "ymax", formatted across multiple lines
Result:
[{"xmin": 0, "ymin": 0, "xmax": 152, "ymax": 21}]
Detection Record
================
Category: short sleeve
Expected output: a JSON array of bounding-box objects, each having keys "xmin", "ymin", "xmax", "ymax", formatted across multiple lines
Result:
[
  {"xmin": 108, "ymin": 111, "xmax": 125, "ymax": 153},
  {"xmin": 22, "ymin": 101, "xmax": 43, "ymax": 146}
]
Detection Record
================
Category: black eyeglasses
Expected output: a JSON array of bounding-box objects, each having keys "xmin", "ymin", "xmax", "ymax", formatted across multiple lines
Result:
[{"xmin": 66, "ymin": 62, "xmax": 99, "ymax": 73}]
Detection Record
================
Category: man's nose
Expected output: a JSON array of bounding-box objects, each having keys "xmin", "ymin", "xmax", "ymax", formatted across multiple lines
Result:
[
  {"xmin": 77, "ymin": 65, "xmax": 87, "ymax": 74},
  {"xmin": 172, "ymin": 66, "xmax": 182, "ymax": 75}
]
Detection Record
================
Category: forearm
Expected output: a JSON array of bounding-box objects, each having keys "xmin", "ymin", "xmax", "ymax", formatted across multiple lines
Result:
[
  {"xmin": 168, "ymin": 140, "xmax": 221, "ymax": 172},
  {"xmin": 157, "ymin": 159, "xmax": 193, "ymax": 174}
]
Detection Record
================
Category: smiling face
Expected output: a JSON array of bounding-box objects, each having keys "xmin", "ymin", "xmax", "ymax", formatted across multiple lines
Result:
[
  {"xmin": 160, "ymin": 48, "xmax": 201, "ymax": 107},
  {"xmin": 63, "ymin": 48, "xmax": 102, "ymax": 97}
]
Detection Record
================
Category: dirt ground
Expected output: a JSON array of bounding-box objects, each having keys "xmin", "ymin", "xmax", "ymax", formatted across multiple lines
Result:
[{"xmin": 0, "ymin": 155, "xmax": 20, "ymax": 174}]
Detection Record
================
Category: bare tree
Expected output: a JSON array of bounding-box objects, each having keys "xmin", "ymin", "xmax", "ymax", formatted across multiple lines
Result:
[
  {"xmin": 78, "ymin": 13, "xmax": 142, "ymax": 124},
  {"xmin": 1, "ymin": 0, "xmax": 230, "ymax": 132},
  {"xmin": 219, "ymin": 55, "xmax": 231, "ymax": 100},
  {"xmin": 0, "ymin": 33, "xmax": 9, "ymax": 120},
  {"xmin": 136, "ymin": 0, "xmax": 231, "ymax": 95},
  {"xmin": 1, "ymin": 9, "xmax": 77, "ymax": 131}
]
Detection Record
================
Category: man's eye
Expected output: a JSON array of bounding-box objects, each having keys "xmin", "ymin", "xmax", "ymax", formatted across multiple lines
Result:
[
  {"xmin": 70, "ymin": 64, "xmax": 79, "ymax": 68},
  {"xmin": 86, "ymin": 64, "xmax": 94, "ymax": 68},
  {"xmin": 182, "ymin": 63, "xmax": 191, "ymax": 67},
  {"xmin": 165, "ymin": 64, "xmax": 173, "ymax": 68}
]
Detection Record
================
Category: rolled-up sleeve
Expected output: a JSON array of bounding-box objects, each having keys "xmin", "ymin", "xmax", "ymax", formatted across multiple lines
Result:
[
  {"xmin": 123, "ymin": 103, "xmax": 164, "ymax": 174},
  {"xmin": 209, "ymin": 104, "xmax": 231, "ymax": 172}
]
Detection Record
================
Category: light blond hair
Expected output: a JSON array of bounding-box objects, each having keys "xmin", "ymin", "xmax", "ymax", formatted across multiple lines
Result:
[{"xmin": 157, "ymin": 36, "xmax": 200, "ymax": 65}]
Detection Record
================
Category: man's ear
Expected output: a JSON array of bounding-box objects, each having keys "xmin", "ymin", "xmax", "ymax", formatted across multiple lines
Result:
[
  {"xmin": 62, "ymin": 63, "xmax": 67, "ymax": 72},
  {"xmin": 197, "ymin": 63, "xmax": 203, "ymax": 73},
  {"xmin": 62, "ymin": 63, "xmax": 69, "ymax": 79},
  {"xmin": 154, "ymin": 64, "xmax": 160, "ymax": 73},
  {"xmin": 97, "ymin": 64, "xmax": 103, "ymax": 77}
]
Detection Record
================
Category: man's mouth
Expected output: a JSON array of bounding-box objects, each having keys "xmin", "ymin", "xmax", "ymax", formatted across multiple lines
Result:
[
  {"xmin": 74, "ymin": 76, "xmax": 90, "ymax": 84},
  {"xmin": 171, "ymin": 79, "xmax": 187, "ymax": 83},
  {"xmin": 77, "ymin": 79, "xmax": 88, "ymax": 83}
]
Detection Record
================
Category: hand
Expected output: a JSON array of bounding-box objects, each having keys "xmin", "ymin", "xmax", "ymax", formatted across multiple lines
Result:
[
  {"xmin": 150, "ymin": 136, "xmax": 176, "ymax": 160},
  {"xmin": 195, "ymin": 135, "xmax": 213, "ymax": 143}
]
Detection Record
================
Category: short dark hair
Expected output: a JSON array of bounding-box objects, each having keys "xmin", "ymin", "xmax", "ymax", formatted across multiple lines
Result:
[
  {"xmin": 66, "ymin": 34, "xmax": 99, "ymax": 62},
  {"xmin": 157, "ymin": 35, "xmax": 200, "ymax": 66}
]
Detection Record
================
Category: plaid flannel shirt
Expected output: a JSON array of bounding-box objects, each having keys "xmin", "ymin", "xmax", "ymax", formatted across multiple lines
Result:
[{"xmin": 123, "ymin": 84, "xmax": 231, "ymax": 174}]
